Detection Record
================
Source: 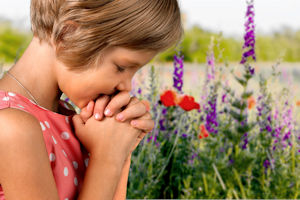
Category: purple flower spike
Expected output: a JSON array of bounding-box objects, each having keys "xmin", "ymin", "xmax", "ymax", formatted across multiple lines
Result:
[
  {"xmin": 240, "ymin": 0, "xmax": 256, "ymax": 64},
  {"xmin": 173, "ymin": 52, "xmax": 184, "ymax": 92},
  {"xmin": 263, "ymin": 159, "xmax": 270, "ymax": 169}
]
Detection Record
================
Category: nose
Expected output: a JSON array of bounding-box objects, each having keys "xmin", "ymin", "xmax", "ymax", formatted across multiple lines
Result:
[{"xmin": 116, "ymin": 78, "xmax": 132, "ymax": 92}]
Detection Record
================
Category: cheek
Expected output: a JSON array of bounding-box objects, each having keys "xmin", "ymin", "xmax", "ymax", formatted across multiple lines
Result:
[{"xmin": 58, "ymin": 79, "xmax": 90, "ymax": 109}]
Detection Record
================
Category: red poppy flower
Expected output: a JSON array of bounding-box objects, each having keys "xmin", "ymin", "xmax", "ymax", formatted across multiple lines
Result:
[
  {"xmin": 178, "ymin": 95, "xmax": 200, "ymax": 111},
  {"xmin": 199, "ymin": 124, "xmax": 209, "ymax": 139},
  {"xmin": 160, "ymin": 90, "xmax": 177, "ymax": 107}
]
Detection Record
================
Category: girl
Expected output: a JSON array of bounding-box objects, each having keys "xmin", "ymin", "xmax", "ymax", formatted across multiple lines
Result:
[{"xmin": 0, "ymin": 0, "xmax": 183, "ymax": 199}]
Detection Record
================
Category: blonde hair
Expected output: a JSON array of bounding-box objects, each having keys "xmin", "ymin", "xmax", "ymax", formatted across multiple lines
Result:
[{"xmin": 31, "ymin": 0, "xmax": 183, "ymax": 70}]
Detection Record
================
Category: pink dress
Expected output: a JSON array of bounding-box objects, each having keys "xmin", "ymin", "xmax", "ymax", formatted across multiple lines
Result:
[{"xmin": 0, "ymin": 90, "xmax": 89, "ymax": 200}]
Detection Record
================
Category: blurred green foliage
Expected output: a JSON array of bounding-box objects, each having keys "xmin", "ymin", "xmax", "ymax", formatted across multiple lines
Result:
[
  {"xmin": 0, "ymin": 22, "xmax": 300, "ymax": 63},
  {"xmin": 0, "ymin": 22, "xmax": 32, "ymax": 63},
  {"xmin": 159, "ymin": 26, "xmax": 300, "ymax": 63}
]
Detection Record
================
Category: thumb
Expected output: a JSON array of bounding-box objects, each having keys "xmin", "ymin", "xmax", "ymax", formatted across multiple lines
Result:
[
  {"xmin": 80, "ymin": 101, "xmax": 94, "ymax": 123},
  {"xmin": 72, "ymin": 114, "xmax": 85, "ymax": 132}
]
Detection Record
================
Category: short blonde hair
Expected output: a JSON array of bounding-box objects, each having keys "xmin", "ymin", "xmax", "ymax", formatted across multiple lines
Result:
[{"xmin": 31, "ymin": 0, "xmax": 183, "ymax": 70}]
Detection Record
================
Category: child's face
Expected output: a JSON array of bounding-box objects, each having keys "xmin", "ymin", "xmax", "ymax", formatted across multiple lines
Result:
[{"xmin": 55, "ymin": 47, "xmax": 157, "ymax": 109}]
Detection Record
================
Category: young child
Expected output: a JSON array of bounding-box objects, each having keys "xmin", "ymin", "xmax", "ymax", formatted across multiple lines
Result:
[{"xmin": 0, "ymin": 0, "xmax": 183, "ymax": 199}]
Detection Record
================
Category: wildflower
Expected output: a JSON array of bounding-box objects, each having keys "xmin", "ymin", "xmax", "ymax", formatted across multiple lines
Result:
[
  {"xmin": 248, "ymin": 96, "xmax": 256, "ymax": 110},
  {"xmin": 263, "ymin": 159, "xmax": 270, "ymax": 169},
  {"xmin": 240, "ymin": 0, "xmax": 256, "ymax": 64},
  {"xmin": 206, "ymin": 52, "xmax": 215, "ymax": 81},
  {"xmin": 222, "ymin": 94, "xmax": 227, "ymax": 103},
  {"xmin": 205, "ymin": 97, "xmax": 218, "ymax": 134},
  {"xmin": 159, "ymin": 119, "xmax": 166, "ymax": 131},
  {"xmin": 182, "ymin": 133, "xmax": 188, "ymax": 138},
  {"xmin": 296, "ymin": 100, "xmax": 300, "ymax": 106},
  {"xmin": 137, "ymin": 88, "xmax": 142, "ymax": 95},
  {"xmin": 199, "ymin": 124, "xmax": 209, "ymax": 139},
  {"xmin": 160, "ymin": 90, "xmax": 177, "ymax": 107},
  {"xmin": 178, "ymin": 95, "xmax": 200, "ymax": 111},
  {"xmin": 242, "ymin": 132, "xmax": 249, "ymax": 149},
  {"xmin": 173, "ymin": 52, "xmax": 184, "ymax": 93}
]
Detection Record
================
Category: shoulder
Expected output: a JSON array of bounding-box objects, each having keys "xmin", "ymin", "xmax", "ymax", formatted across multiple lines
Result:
[
  {"xmin": 0, "ymin": 107, "xmax": 42, "ymax": 142},
  {"xmin": 0, "ymin": 108, "xmax": 59, "ymax": 198},
  {"xmin": 0, "ymin": 108, "xmax": 44, "ymax": 175},
  {"xmin": 0, "ymin": 108, "xmax": 44, "ymax": 168}
]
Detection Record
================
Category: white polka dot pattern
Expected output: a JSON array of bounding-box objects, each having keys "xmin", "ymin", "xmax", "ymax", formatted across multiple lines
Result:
[
  {"xmin": 0, "ymin": 91, "xmax": 86, "ymax": 199},
  {"xmin": 17, "ymin": 104, "xmax": 24, "ymax": 108},
  {"xmin": 2, "ymin": 96, "xmax": 9, "ymax": 101},
  {"xmin": 62, "ymin": 150, "xmax": 68, "ymax": 157},
  {"xmin": 74, "ymin": 177, "xmax": 78, "ymax": 186},
  {"xmin": 84, "ymin": 158, "xmax": 89, "ymax": 167},
  {"xmin": 52, "ymin": 135, "xmax": 57, "ymax": 144},
  {"xmin": 40, "ymin": 122, "xmax": 46, "ymax": 131},
  {"xmin": 44, "ymin": 121, "xmax": 50, "ymax": 128},
  {"xmin": 61, "ymin": 132, "xmax": 70, "ymax": 140},
  {"xmin": 64, "ymin": 167, "xmax": 69, "ymax": 176},
  {"xmin": 65, "ymin": 116, "xmax": 69, "ymax": 124},
  {"xmin": 8, "ymin": 92, "xmax": 16, "ymax": 96},
  {"xmin": 73, "ymin": 161, "xmax": 78, "ymax": 169},
  {"xmin": 49, "ymin": 153, "xmax": 56, "ymax": 162}
]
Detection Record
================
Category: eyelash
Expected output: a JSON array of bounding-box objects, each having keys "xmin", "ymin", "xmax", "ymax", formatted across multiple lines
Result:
[{"xmin": 116, "ymin": 65, "xmax": 125, "ymax": 72}]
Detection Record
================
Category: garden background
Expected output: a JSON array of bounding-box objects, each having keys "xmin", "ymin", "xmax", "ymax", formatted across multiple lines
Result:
[{"xmin": 1, "ymin": 0, "xmax": 300, "ymax": 199}]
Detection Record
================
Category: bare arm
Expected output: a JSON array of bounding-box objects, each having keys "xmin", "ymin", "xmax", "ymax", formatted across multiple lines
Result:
[
  {"xmin": 78, "ymin": 153, "xmax": 124, "ymax": 200},
  {"xmin": 113, "ymin": 154, "xmax": 132, "ymax": 200}
]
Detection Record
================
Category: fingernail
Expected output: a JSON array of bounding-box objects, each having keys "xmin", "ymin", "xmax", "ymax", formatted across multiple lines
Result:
[
  {"xmin": 116, "ymin": 114, "xmax": 124, "ymax": 121},
  {"xmin": 87, "ymin": 101, "xmax": 93, "ymax": 111},
  {"xmin": 94, "ymin": 113, "xmax": 100, "ymax": 120},
  {"xmin": 104, "ymin": 109, "xmax": 112, "ymax": 116},
  {"xmin": 131, "ymin": 121, "xmax": 138, "ymax": 126}
]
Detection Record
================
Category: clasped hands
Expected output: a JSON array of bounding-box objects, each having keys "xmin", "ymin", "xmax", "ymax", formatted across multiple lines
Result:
[{"xmin": 72, "ymin": 91, "xmax": 154, "ymax": 163}]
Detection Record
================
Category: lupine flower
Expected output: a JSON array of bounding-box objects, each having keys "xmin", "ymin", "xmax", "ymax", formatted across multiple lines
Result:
[
  {"xmin": 205, "ymin": 96, "xmax": 218, "ymax": 134},
  {"xmin": 222, "ymin": 94, "xmax": 227, "ymax": 103},
  {"xmin": 160, "ymin": 90, "xmax": 177, "ymax": 107},
  {"xmin": 240, "ymin": 0, "xmax": 256, "ymax": 64},
  {"xmin": 173, "ymin": 52, "xmax": 184, "ymax": 93},
  {"xmin": 242, "ymin": 132, "xmax": 249, "ymax": 149},
  {"xmin": 199, "ymin": 124, "xmax": 209, "ymax": 139},
  {"xmin": 206, "ymin": 52, "xmax": 215, "ymax": 81},
  {"xmin": 159, "ymin": 108, "xmax": 168, "ymax": 131},
  {"xmin": 178, "ymin": 95, "xmax": 200, "ymax": 111},
  {"xmin": 248, "ymin": 96, "xmax": 256, "ymax": 110}
]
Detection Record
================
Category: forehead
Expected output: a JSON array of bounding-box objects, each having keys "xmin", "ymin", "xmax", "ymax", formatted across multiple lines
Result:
[{"xmin": 103, "ymin": 47, "xmax": 158, "ymax": 66}]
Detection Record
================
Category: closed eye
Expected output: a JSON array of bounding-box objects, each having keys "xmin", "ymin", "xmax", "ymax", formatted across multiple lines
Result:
[{"xmin": 116, "ymin": 65, "xmax": 125, "ymax": 72}]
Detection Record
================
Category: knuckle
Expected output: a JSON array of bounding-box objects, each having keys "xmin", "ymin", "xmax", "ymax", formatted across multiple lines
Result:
[{"xmin": 145, "ymin": 112, "xmax": 152, "ymax": 119}]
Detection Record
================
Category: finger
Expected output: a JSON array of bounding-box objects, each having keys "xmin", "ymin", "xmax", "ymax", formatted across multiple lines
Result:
[
  {"xmin": 93, "ymin": 95, "xmax": 111, "ymax": 120},
  {"xmin": 137, "ymin": 131, "xmax": 148, "ymax": 140},
  {"xmin": 141, "ymin": 100, "xmax": 151, "ymax": 112},
  {"xmin": 104, "ymin": 91, "xmax": 131, "ymax": 117},
  {"xmin": 115, "ymin": 102, "xmax": 148, "ymax": 122},
  {"xmin": 80, "ymin": 101, "xmax": 94, "ymax": 123},
  {"xmin": 130, "ymin": 119, "xmax": 155, "ymax": 133},
  {"xmin": 72, "ymin": 114, "xmax": 85, "ymax": 132}
]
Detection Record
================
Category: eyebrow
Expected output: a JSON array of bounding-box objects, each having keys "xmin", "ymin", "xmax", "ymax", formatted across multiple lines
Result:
[{"xmin": 122, "ymin": 59, "xmax": 142, "ymax": 67}]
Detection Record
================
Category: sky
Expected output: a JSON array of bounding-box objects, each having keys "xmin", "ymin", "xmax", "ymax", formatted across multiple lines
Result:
[{"xmin": 0, "ymin": 0, "xmax": 299, "ymax": 37}]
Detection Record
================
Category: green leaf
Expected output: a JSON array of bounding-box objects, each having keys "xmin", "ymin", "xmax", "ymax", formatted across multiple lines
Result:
[
  {"xmin": 232, "ymin": 100, "xmax": 247, "ymax": 110},
  {"xmin": 242, "ymin": 91, "xmax": 253, "ymax": 99},
  {"xmin": 235, "ymin": 76, "xmax": 247, "ymax": 87}
]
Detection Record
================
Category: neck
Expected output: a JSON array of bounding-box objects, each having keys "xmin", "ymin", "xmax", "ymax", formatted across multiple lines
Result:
[{"xmin": 1, "ymin": 37, "xmax": 62, "ymax": 112}]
